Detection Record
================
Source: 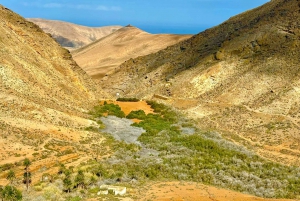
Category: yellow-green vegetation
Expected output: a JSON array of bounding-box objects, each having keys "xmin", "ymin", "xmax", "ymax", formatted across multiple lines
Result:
[
  {"xmin": 126, "ymin": 110, "xmax": 147, "ymax": 120},
  {"xmin": 89, "ymin": 100, "xmax": 300, "ymax": 199},
  {"xmin": 0, "ymin": 185, "xmax": 22, "ymax": 201},
  {"xmin": 90, "ymin": 102, "xmax": 125, "ymax": 118},
  {"xmin": 6, "ymin": 101, "xmax": 300, "ymax": 200}
]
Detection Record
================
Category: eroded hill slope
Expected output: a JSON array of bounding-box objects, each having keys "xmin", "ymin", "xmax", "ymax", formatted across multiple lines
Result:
[
  {"xmin": 0, "ymin": 5, "xmax": 106, "ymax": 179},
  {"xmin": 72, "ymin": 25, "xmax": 192, "ymax": 79},
  {"xmin": 102, "ymin": 0, "xmax": 300, "ymax": 165},
  {"xmin": 28, "ymin": 18, "xmax": 122, "ymax": 50}
]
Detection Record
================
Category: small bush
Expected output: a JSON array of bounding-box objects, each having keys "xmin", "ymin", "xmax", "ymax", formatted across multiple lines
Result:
[
  {"xmin": 116, "ymin": 97, "xmax": 140, "ymax": 102},
  {"xmin": 0, "ymin": 163, "xmax": 14, "ymax": 171},
  {"xmin": 1, "ymin": 185, "xmax": 22, "ymax": 200},
  {"xmin": 90, "ymin": 103, "xmax": 125, "ymax": 118},
  {"xmin": 65, "ymin": 196, "xmax": 82, "ymax": 201},
  {"xmin": 126, "ymin": 110, "xmax": 147, "ymax": 120}
]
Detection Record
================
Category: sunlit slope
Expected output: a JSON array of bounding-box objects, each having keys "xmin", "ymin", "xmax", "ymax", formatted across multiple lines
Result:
[
  {"xmin": 0, "ymin": 5, "xmax": 104, "ymax": 172},
  {"xmin": 28, "ymin": 18, "xmax": 122, "ymax": 50},
  {"xmin": 102, "ymin": 0, "xmax": 300, "ymax": 165},
  {"xmin": 72, "ymin": 25, "xmax": 192, "ymax": 79}
]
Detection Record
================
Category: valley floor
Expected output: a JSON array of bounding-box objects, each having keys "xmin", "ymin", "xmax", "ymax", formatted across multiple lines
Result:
[{"xmin": 1, "ymin": 100, "xmax": 299, "ymax": 200}]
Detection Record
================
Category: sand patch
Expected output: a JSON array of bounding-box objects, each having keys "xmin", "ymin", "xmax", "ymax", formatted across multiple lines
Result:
[{"xmin": 137, "ymin": 182, "xmax": 296, "ymax": 201}]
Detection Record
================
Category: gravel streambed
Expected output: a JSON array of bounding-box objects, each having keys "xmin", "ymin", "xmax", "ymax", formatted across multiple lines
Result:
[{"xmin": 100, "ymin": 116, "xmax": 145, "ymax": 145}]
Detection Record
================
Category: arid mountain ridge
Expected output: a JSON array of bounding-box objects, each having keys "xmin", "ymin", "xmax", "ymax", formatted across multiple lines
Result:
[
  {"xmin": 0, "ymin": 1, "xmax": 300, "ymax": 200},
  {"xmin": 28, "ymin": 18, "xmax": 122, "ymax": 50},
  {"xmin": 27, "ymin": 19, "xmax": 191, "ymax": 79},
  {"xmin": 0, "ymin": 4, "xmax": 105, "ymax": 176},
  {"xmin": 72, "ymin": 25, "xmax": 192, "ymax": 79},
  {"xmin": 102, "ymin": 0, "xmax": 300, "ymax": 165}
]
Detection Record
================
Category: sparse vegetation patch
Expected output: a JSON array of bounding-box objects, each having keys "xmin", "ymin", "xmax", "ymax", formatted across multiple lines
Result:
[
  {"xmin": 91, "ymin": 100, "xmax": 300, "ymax": 199},
  {"xmin": 90, "ymin": 102, "xmax": 125, "ymax": 118},
  {"xmin": 116, "ymin": 97, "xmax": 140, "ymax": 102},
  {"xmin": 3, "ymin": 100, "xmax": 300, "ymax": 200}
]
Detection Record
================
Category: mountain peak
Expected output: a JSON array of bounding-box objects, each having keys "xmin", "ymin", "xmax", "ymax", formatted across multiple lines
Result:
[
  {"xmin": 72, "ymin": 25, "xmax": 192, "ymax": 79},
  {"xmin": 28, "ymin": 18, "xmax": 122, "ymax": 50}
]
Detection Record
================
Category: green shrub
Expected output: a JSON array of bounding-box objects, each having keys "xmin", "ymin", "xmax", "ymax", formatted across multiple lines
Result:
[
  {"xmin": 88, "ymin": 187, "xmax": 100, "ymax": 194},
  {"xmin": 126, "ymin": 110, "xmax": 146, "ymax": 120},
  {"xmin": 0, "ymin": 163, "xmax": 14, "ymax": 171},
  {"xmin": 65, "ymin": 196, "xmax": 82, "ymax": 201},
  {"xmin": 84, "ymin": 126, "xmax": 99, "ymax": 132},
  {"xmin": 0, "ymin": 185, "xmax": 22, "ymax": 201},
  {"xmin": 116, "ymin": 97, "xmax": 140, "ymax": 102},
  {"xmin": 90, "ymin": 103, "xmax": 125, "ymax": 118}
]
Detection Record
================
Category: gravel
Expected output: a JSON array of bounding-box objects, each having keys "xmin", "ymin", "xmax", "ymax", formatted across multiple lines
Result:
[{"xmin": 100, "ymin": 116, "xmax": 145, "ymax": 145}]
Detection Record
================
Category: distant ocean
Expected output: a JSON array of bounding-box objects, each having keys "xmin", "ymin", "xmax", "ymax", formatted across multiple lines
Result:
[{"xmin": 139, "ymin": 25, "xmax": 209, "ymax": 35}]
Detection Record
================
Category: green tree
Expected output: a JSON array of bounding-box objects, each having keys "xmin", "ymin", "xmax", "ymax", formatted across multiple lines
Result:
[
  {"xmin": 58, "ymin": 163, "xmax": 66, "ymax": 175},
  {"xmin": 63, "ymin": 168, "xmax": 73, "ymax": 193},
  {"xmin": 23, "ymin": 158, "xmax": 31, "ymax": 191},
  {"xmin": 74, "ymin": 170, "xmax": 85, "ymax": 189},
  {"xmin": 0, "ymin": 185, "xmax": 22, "ymax": 201},
  {"xmin": 6, "ymin": 170, "xmax": 16, "ymax": 185},
  {"xmin": 63, "ymin": 177, "xmax": 72, "ymax": 193}
]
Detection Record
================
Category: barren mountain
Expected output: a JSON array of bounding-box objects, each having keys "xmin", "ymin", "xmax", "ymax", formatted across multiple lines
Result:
[
  {"xmin": 2, "ymin": 2, "xmax": 300, "ymax": 200},
  {"xmin": 102, "ymin": 0, "xmax": 300, "ymax": 165},
  {"xmin": 0, "ymin": 5, "xmax": 107, "ymax": 183},
  {"xmin": 28, "ymin": 18, "xmax": 122, "ymax": 50},
  {"xmin": 72, "ymin": 25, "xmax": 192, "ymax": 79}
]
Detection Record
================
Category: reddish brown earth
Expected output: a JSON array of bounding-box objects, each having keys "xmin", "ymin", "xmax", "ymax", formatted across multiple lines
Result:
[{"xmin": 109, "ymin": 100, "xmax": 154, "ymax": 115}]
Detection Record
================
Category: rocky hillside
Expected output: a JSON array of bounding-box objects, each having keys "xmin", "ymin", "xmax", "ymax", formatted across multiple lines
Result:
[
  {"xmin": 28, "ymin": 18, "xmax": 122, "ymax": 50},
  {"xmin": 72, "ymin": 25, "xmax": 192, "ymax": 79},
  {"xmin": 0, "ymin": 5, "xmax": 105, "ymax": 171},
  {"xmin": 102, "ymin": 0, "xmax": 300, "ymax": 165}
]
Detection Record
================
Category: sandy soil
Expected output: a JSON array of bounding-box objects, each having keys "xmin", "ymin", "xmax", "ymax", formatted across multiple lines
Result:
[
  {"xmin": 102, "ymin": 100, "xmax": 154, "ymax": 115},
  {"xmin": 73, "ymin": 26, "xmax": 192, "ymax": 79},
  {"xmin": 137, "ymin": 182, "xmax": 296, "ymax": 201}
]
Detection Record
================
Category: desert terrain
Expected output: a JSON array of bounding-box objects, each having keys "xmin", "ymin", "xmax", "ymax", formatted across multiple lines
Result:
[
  {"xmin": 1, "ymin": 0, "xmax": 300, "ymax": 200},
  {"xmin": 28, "ymin": 18, "xmax": 122, "ymax": 50},
  {"xmin": 101, "ymin": 0, "xmax": 300, "ymax": 167},
  {"xmin": 72, "ymin": 25, "xmax": 192, "ymax": 79},
  {"xmin": 137, "ymin": 182, "xmax": 296, "ymax": 201}
]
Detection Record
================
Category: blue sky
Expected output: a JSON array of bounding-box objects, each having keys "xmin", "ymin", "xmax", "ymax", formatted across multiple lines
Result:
[{"xmin": 2, "ymin": 0, "xmax": 269, "ymax": 34}]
